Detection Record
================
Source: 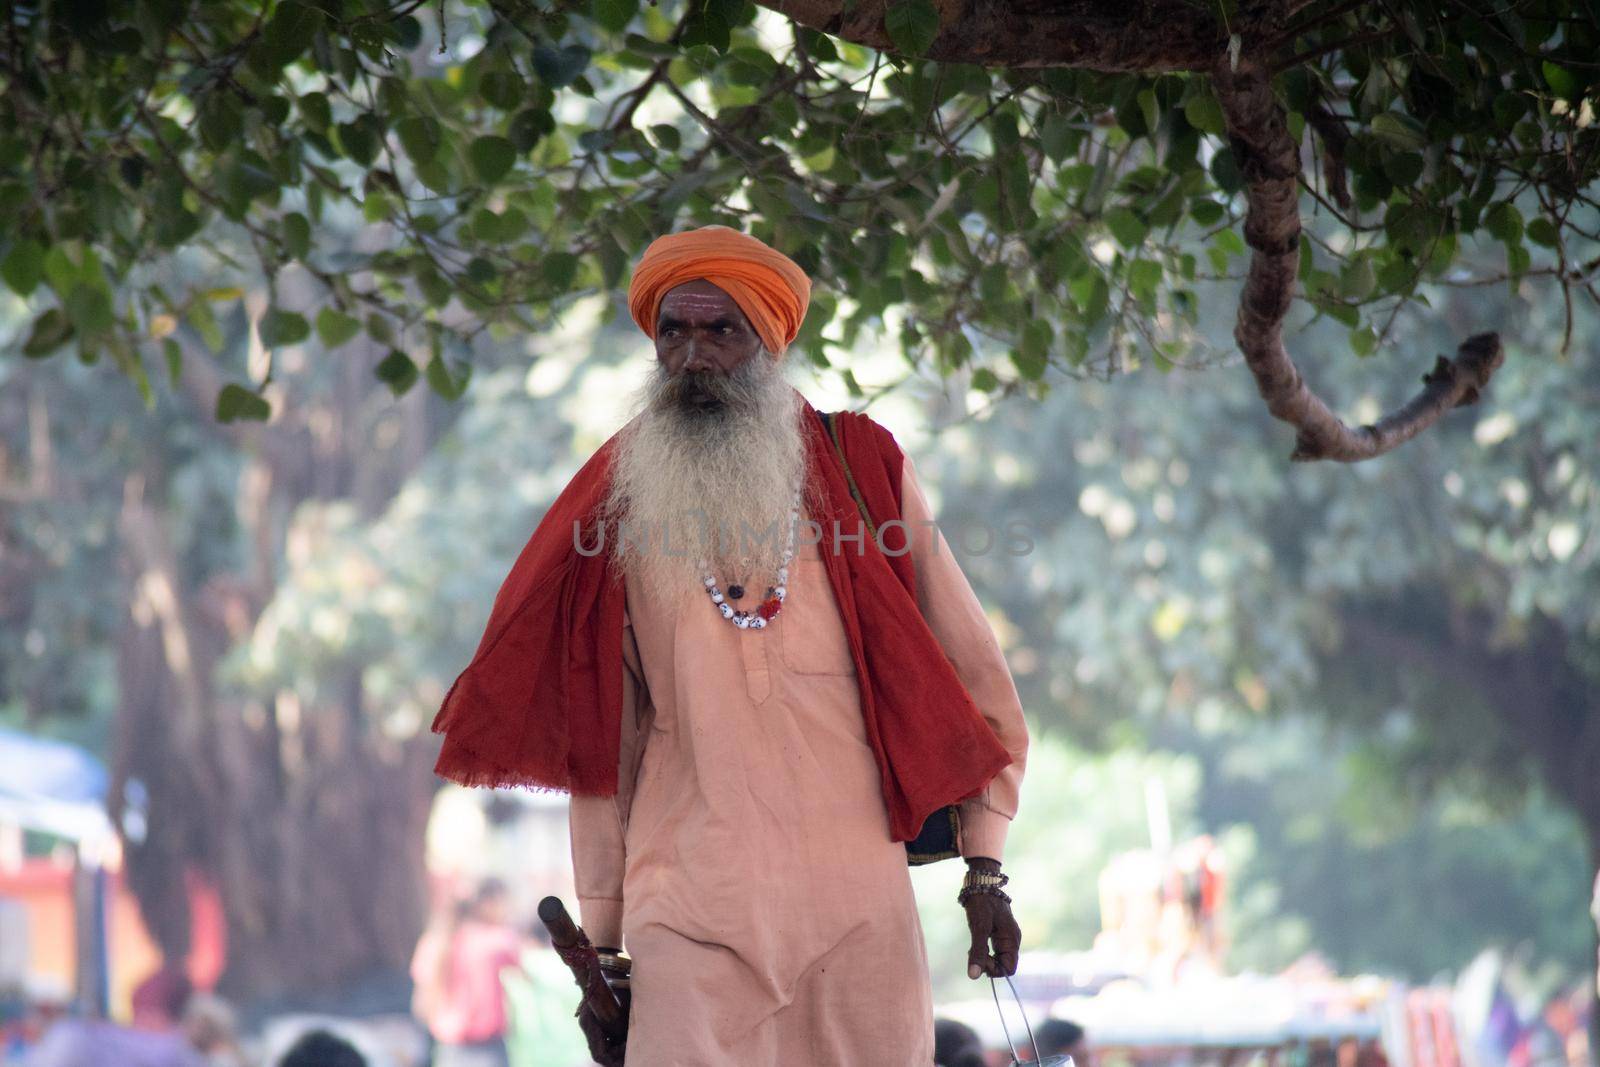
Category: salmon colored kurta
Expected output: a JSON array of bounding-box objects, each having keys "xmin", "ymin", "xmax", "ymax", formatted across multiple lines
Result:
[{"xmin": 569, "ymin": 454, "xmax": 1030, "ymax": 1066}]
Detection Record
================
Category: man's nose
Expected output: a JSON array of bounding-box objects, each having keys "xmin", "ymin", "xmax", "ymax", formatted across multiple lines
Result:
[{"xmin": 683, "ymin": 339, "xmax": 714, "ymax": 373}]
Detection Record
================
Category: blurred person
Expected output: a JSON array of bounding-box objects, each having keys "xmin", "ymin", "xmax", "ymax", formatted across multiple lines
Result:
[
  {"xmin": 433, "ymin": 225, "xmax": 1028, "ymax": 1066},
  {"xmin": 278, "ymin": 1029, "xmax": 367, "ymax": 1067},
  {"xmin": 410, "ymin": 878, "xmax": 522, "ymax": 1067},
  {"xmin": 182, "ymin": 995, "xmax": 243, "ymax": 1067},
  {"xmin": 130, "ymin": 963, "xmax": 194, "ymax": 1031},
  {"xmin": 1033, "ymin": 1019, "xmax": 1088, "ymax": 1064},
  {"xmin": 24, "ymin": 1015, "xmax": 206, "ymax": 1067},
  {"xmin": 934, "ymin": 1019, "xmax": 987, "ymax": 1067},
  {"xmin": 501, "ymin": 924, "xmax": 591, "ymax": 1067}
]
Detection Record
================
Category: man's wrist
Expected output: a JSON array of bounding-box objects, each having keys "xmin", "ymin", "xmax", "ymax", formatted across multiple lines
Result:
[{"xmin": 958, "ymin": 861, "xmax": 1011, "ymax": 906}]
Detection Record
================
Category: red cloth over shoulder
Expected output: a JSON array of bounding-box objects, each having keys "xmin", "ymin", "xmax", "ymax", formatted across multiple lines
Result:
[{"xmin": 431, "ymin": 401, "xmax": 1011, "ymax": 840}]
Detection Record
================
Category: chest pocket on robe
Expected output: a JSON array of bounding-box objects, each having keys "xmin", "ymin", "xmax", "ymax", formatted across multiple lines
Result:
[{"xmin": 777, "ymin": 542, "xmax": 857, "ymax": 677}]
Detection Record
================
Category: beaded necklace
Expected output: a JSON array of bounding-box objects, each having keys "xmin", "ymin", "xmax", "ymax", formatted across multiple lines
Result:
[{"xmin": 699, "ymin": 488, "xmax": 802, "ymax": 630}]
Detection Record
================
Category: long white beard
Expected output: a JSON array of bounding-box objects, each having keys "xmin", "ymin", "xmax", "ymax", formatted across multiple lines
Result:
[{"xmin": 605, "ymin": 355, "xmax": 806, "ymax": 604}]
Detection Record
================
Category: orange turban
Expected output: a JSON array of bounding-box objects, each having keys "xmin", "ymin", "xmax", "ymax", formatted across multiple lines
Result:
[{"xmin": 627, "ymin": 225, "xmax": 811, "ymax": 357}]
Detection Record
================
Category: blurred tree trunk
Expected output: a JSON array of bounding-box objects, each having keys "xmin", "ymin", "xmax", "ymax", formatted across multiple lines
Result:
[
  {"xmin": 108, "ymin": 333, "xmax": 448, "ymax": 1001},
  {"xmin": 1340, "ymin": 598, "xmax": 1599, "ymax": 1046}
]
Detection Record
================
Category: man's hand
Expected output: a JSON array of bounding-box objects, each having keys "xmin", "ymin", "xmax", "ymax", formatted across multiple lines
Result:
[
  {"xmin": 577, "ymin": 993, "xmax": 628, "ymax": 1067},
  {"xmin": 576, "ymin": 948, "xmax": 630, "ymax": 1066},
  {"xmin": 962, "ymin": 857, "xmax": 1021, "ymax": 980}
]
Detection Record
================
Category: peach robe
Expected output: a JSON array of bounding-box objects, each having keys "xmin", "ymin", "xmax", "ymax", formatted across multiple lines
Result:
[{"xmin": 569, "ymin": 455, "xmax": 1030, "ymax": 1066}]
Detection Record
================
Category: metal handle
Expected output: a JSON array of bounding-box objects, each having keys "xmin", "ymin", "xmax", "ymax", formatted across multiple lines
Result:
[{"xmin": 990, "ymin": 973, "xmax": 1044, "ymax": 1066}]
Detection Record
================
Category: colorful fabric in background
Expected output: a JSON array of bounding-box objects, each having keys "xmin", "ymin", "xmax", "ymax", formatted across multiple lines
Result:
[{"xmin": 625, "ymin": 225, "xmax": 811, "ymax": 356}]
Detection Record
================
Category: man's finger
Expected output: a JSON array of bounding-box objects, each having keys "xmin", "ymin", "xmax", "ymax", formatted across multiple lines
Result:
[
  {"xmin": 995, "ymin": 921, "xmax": 1022, "ymax": 977},
  {"xmin": 968, "ymin": 938, "xmax": 998, "ymax": 980}
]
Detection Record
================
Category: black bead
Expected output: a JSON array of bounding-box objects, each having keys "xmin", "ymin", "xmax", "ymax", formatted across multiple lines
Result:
[{"xmin": 727, "ymin": 584, "xmax": 744, "ymax": 599}]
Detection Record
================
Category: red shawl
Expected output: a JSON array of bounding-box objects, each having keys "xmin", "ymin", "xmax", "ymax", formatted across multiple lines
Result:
[{"xmin": 430, "ymin": 400, "xmax": 1012, "ymax": 843}]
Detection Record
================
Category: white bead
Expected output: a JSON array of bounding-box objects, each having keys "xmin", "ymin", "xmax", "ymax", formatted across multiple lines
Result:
[
  {"xmin": 774, "ymin": 588, "xmax": 786, "ymax": 602},
  {"xmin": 711, "ymin": 592, "xmax": 724, "ymax": 604},
  {"xmin": 752, "ymin": 617, "xmax": 766, "ymax": 628},
  {"xmin": 719, "ymin": 603, "xmax": 734, "ymax": 618},
  {"xmin": 703, "ymin": 575, "xmax": 716, "ymax": 587}
]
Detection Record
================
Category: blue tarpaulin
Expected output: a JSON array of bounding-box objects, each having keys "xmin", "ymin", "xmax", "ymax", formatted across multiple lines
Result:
[{"xmin": 0, "ymin": 727, "xmax": 111, "ymax": 842}]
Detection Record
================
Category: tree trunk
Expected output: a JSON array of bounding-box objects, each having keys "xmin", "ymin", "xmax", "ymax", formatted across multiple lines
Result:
[
  {"xmin": 108, "ymin": 331, "xmax": 450, "ymax": 1002},
  {"xmin": 113, "ymin": 482, "xmax": 439, "ymax": 1000}
]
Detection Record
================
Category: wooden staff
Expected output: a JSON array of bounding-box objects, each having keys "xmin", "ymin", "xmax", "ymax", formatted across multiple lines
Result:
[{"xmin": 538, "ymin": 895, "xmax": 626, "ymax": 1038}]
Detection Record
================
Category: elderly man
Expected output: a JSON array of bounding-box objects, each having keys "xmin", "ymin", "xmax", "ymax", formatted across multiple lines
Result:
[{"xmin": 432, "ymin": 225, "xmax": 1029, "ymax": 1065}]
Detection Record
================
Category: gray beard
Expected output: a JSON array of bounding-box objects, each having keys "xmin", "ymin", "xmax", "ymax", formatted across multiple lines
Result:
[{"xmin": 604, "ymin": 355, "xmax": 807, "ymax": 604}]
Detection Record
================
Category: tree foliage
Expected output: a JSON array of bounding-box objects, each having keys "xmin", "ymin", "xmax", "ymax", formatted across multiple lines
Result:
[{"xmin": 4, "ymin": 0, "xmax": 1598, "ymax": 457}]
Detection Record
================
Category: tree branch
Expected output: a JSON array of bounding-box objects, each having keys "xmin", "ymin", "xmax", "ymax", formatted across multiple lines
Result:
[
  {"xmin": 753, "ymin": 0, "xmax": 1287, "ymax": 72},
  {"xmin": 1211, "ymin": 56, "xmax": 1505, "ymax": 462}
]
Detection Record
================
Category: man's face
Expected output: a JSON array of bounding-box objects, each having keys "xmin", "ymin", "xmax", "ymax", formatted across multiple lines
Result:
[{"xmin": 655, "ymin": 279, "xmax": 764, "ymax": 383}]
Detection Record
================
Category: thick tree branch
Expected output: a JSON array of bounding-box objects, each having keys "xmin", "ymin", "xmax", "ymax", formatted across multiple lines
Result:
[
  {"xmin": 754, "ymin": 0, "xmax": 1287, "ymax": 71},
  {"xmin": 1212, "ymin": 56, "xmax": 1505, "ymax": 462}
]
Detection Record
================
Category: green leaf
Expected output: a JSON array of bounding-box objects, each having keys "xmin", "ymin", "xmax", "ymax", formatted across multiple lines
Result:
[
  {"xmin": 479, "ymin": 71, "xmax": 526, "ymax": 110},
  {"xmin": 1040, "ymin": 113, "xmax": 1076, "ymax": 163},
  {"xmin": 263, "ymin": 1, "xmax": 323, "ymax": 67},
  {"xmin": 649, "ymin": 123, "xmax": 681, "ymax": 151},
  {"xmin": 425, "ymin": 354, "xmax": 472, "ymax": 400},
  {"xmin": 543, "ymin": 251, "xmax": 580, "ymax": 289},
  {"xmin": 316, "ymin": 307, "xmax": 361, "ymax": 348},
  {"xmin": 469, "ymin": 136, "xmax": 516, "ymax": 183},
  {"xmin": 375, "ymin": 349, "xmax": 419, "ymax": 395},
  {"xmin": 260, "ymin": 308, "xmax": 310, "ymax": 347},
  {"xmin": 163, "ymin": 339, "xmax": 182, "ymax": 385},
  {"xmin": 1137, "ymin": 88, "xmax": 1159, "ymax": 137},
  {"xmin": 885, "ymin": 0, "xmax": 940, "ymax": 57},
  {"xmin": 1485, "ymin": 202, "xmax": 1523, "ymax": 244},
  {"xmin": 417, "ymin": 266, "xmax": 453, "ymax": 307},
  {"xmin": 1340, "ymin": 256, "xmax": 1377, "ymax": 301},
  {"xmin": 970, "ymin": 367, "xmax": 999, "ymax": 392},
  {"xmin": 335, "ymin": 117, "xmax": 381, "ymax": 167},
  {"xmin": 298, "ymin": 91, "xmax": 331, "ymax": 132},
  {"xmin": 1383, "ymin": 151, "xmax": 1425, "ymax": 188},
  {"xmin": 64, "ymin": 284, "xmax": 114, "ymax": 335},
  {"xmin": 595, "ymin": 0, "xmax": 639, "ymax": 33},
  {"xmin": 1128, "ymin": 258, "xmax": 1163, "ymax": 296},
  {"xmin": 197, "ymin": 94, "xmax": 244, "ymax": 151},
  {"xmin": 1106, "ymin": 207, "xmax": 1147, "ymax": 248},
  {"xmin": 282, "ymin": 212, "xmax": 311, "ymax": 260},
  {"xmin": 509, "ymin": 109, "xmax": 554, "ymax": 152},
  {"xmin": 215, "ymin": 383, "xmax": 271, "ymax": 422},
  {"xmin": 532, "ymin": 44, "xmax": 591, "ymax": 88},
  {"xmin": 1542, "ymin": 60, "xmax": 1578, "ymax": 99},
  {"xmin": 1525, "ymin": 216, "xmax": 1559, "ymax": 248},
  {"xmin": 1, "ymin": 240, "xmax": 45, "ymax": 295},
  {"xmin": 22, "ymin": 308, "xmax": 74, "ymax": 357},
  {"xmin": 397, "ymin": 115, "xmax": 444, "ymax": 163},
  {"xmin": 1020, "ymin": 318, "xmax": 1052, "ymax": 366},
  {"xmin": 1189, "ymin": 199, "xmax": 1225, "ymax": 227},
  {"xmin": 1183, "ymin": 91, "xmax": 1226, "ymax": 136},
  {"xmin": 1349, "ymin": 325, "xmax": 1378, "ymax": 357},
  {"xmin": 1370, "ymin": 111, "xmax": 1428, "ymax": 151}
]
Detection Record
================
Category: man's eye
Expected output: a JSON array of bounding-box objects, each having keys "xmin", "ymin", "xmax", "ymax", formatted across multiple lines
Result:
[{"xmin": 718, "ymin": 325, "xmax": 733, "ymax": 335}]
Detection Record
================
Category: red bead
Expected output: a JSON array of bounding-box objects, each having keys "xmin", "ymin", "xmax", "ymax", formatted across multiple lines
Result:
[{"xmin": 757, "ymin": 597, "xmax": 781, "ymax": 620}]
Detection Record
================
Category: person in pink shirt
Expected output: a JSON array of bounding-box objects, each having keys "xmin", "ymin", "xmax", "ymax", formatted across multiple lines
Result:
[{"xmin": 410, "ymin": 878, "xmax": 524, "ymax": 1067}]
